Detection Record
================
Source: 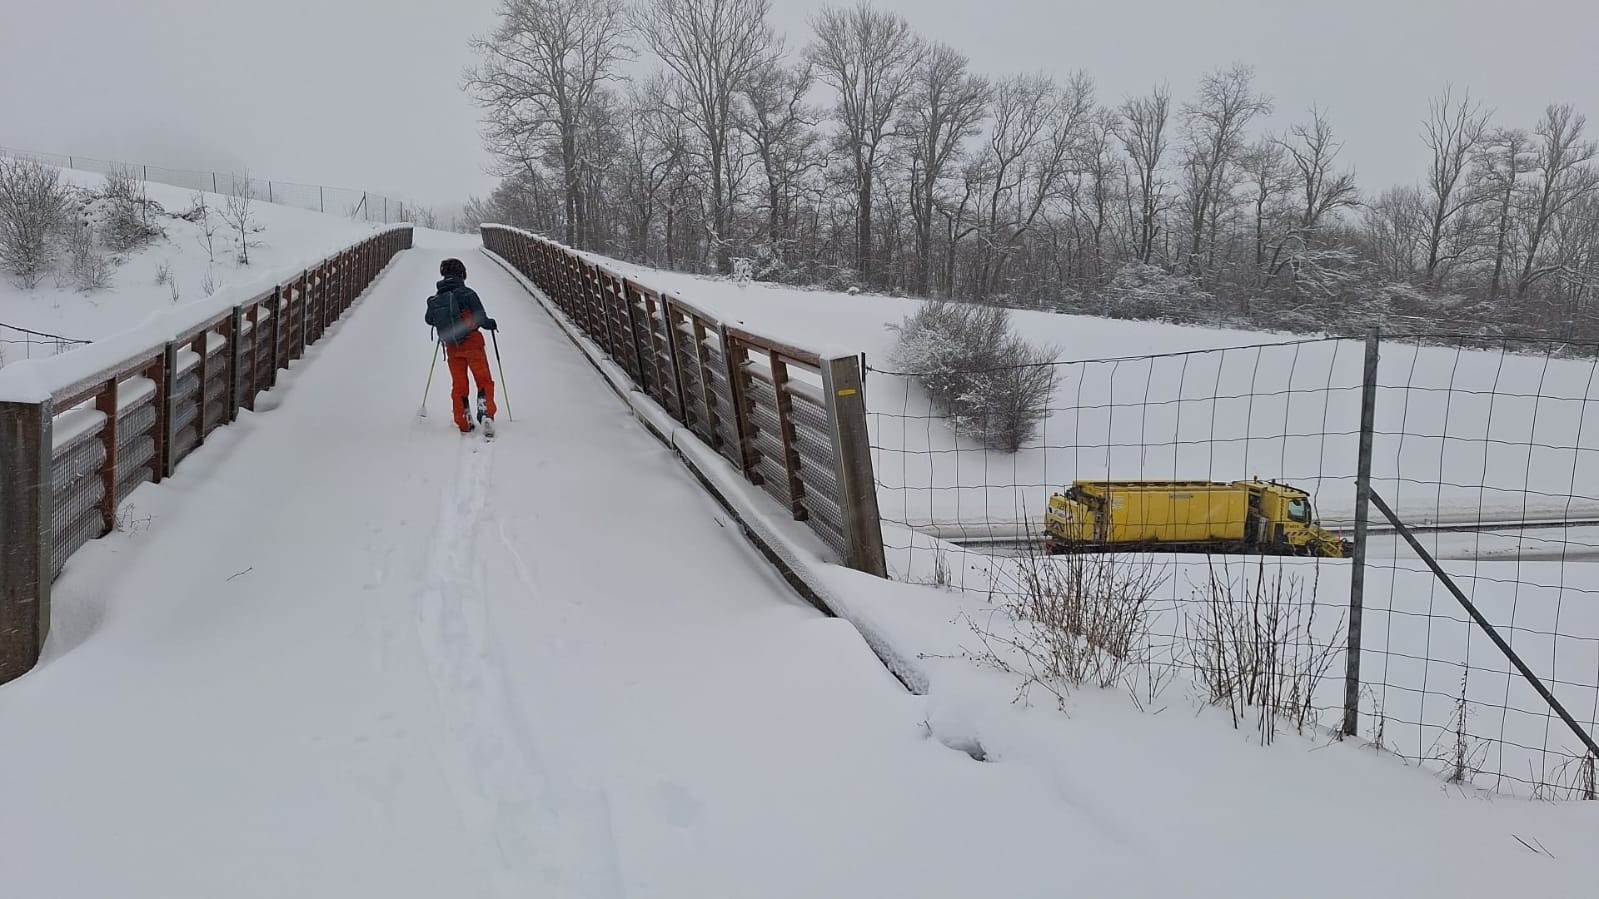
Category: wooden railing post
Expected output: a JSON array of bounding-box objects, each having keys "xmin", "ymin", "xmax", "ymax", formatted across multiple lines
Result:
[
  {"xmin": 246, "ymin": 301, "xmax": 262, "ymax": 409},
  {"xmin": 191, "ymin": 330, "xmax": 210, "ymax": 445},
  {"xmin": 658, "ymin": 298, "xmax": 690, "ymax": 426},
  {"xmin": 160, "ymin": 341, "xmax": 180, "ymax": 478},
  {"xmin": 1, "ymin": 398, "xmax": 54, "ymax": 683},
  {"xmin": 769, "ymin": 353, "xmax": 807, "ymax": 520},
  {"xmin": 145, "ymin": 354, "xmax": 167, "ymax": 484},
  {"xmin": 269, "ymin": 285, "xmax": 283, "ymax": 387},
  {"xmin": 821, "ymin": 355, "xmax": 887, "ymax": 577},
  {"xmin": 96, "ymin": 378, "xmax": 120, "ymax": 535},
  {"xmin": 228, "ymin": 306, "xmax": 246, "ymax": 422},
  {"xmin": 719, "ymin": 326, "xmax": 759, "ymax": 481}
]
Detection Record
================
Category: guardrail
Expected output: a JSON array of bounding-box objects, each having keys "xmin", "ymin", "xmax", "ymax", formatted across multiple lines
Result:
[
  {"xmin": 0, "ymin": 226, "xmax": 413, "ymax": 684},
  {"xmin": 480, "ymin": 224, "xmax": 886, "ymax": 579}
]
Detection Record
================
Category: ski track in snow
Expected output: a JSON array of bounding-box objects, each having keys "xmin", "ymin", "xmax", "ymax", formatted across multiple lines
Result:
[{"xmin": 412, "ymin": 435, "xmax": 626, "ymax": 898}]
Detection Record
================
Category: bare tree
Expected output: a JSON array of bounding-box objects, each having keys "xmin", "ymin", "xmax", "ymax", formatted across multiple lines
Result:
[
  {"xmin": 1362, "ymin": 185, "xmax": 1428, "ymax": 282},
  {"xmin": 1278, "ymin": 105, "xmax": 1358, "ymax": 236},
  {"xmin": 1474, "ymin": 127, "xmax": 1535, "ymax": 297},
  {"xmin": 636, "ymin": 0, "xmax": 778, "ymax": 273},
  {"xmin": 1237, "ymin": 139, "xmax": 1293, "ymax": 298},
  {"xmin": 1516, "ymin": 104, "xmax": 1599, "ymax": 299},
  {"xmin": 1073, "ymin": 107, "xmax": 1123, "ymax": 284},
  {"xmin": 808, "ymin": 1, "xmax": 920, "ymax": 283},
  {"xmin": 976, "ymin": 71, "xmax": 1094, "ymax": 296},
  {"xmin": 899, "ymin": 42, "xmax": 988, "ymax": 295},
  {"xmin": 223, "ymin": 171, "xmax": 262, "ymax": 265},
  {"xmin": 1119, "ymin": 85, "xmax": 1172, "ymax": 266},
  {"xmin": 1421, "ymin": 86, "xmax": 1491, "ymax": 287},
  {"xmin": 467, "ymin": 0, "xmax": 632, "ymax": 247},
  {"xmin": 1180, "ymin": 64, "xmax": 1271, "ymax": 282},
  {"xmin": 738, "ymin": 56, "xmax": 822, "ymax": 264},
  {"xmin": 618, "ymin": 74, "xmax": 688, "ymax": 260}
]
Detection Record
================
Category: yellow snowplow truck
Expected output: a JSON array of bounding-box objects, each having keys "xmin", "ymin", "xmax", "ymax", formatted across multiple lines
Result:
[{"xmin": 1044, "ymin": 480, "xmax": 1350, "ymax": 558}]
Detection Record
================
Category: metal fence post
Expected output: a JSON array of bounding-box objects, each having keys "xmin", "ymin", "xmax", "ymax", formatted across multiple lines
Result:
[
  {"xmin": 1, "ymin": 398, "xmax": 54, "ymax": 684},
  {"xmin": 1343, "ymin": 329, "xmax": 1380, "ymax": 737},
  {"xmin": 820, "ymin": 356, "xmax": 888, "ymax": 577}
]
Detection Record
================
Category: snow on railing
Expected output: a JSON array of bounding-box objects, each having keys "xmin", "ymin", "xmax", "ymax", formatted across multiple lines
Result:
[
  {"xmin": 0, "ymin": 225, "xmax": 414, "ymax": 684},
  {"xmin": 479, "ymin": 224, "xmax": 887, "ymax": 581}
]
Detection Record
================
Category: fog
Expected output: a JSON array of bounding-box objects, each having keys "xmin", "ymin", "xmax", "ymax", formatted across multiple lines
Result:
[{"xmin": 2, "ymin": 0, "xmax": 1594, "ymax": 209}]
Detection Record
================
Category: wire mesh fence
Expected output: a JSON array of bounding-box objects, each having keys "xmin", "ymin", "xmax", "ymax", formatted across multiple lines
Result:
[
  {"xmin": 865, "ymin": 330, "xmax": 1599, "ymax": 797},
  {"xmin": 0, "ymin": 146, "xmax": 414, "ymax": 224}
]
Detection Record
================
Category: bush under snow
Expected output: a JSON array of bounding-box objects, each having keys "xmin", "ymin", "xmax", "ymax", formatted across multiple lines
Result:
[
  {"xmin": 890, "ymin": 299, "xmax": 1057, "ymax": 452},
  {"xmin": 0, "ymin": 158, "xmax": 69, "ymax": 288}
]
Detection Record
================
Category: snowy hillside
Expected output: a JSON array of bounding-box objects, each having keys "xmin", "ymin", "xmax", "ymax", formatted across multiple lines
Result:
[{"xmin": 0, "ymin": 166, "xmax": 391, "ymax": 364}]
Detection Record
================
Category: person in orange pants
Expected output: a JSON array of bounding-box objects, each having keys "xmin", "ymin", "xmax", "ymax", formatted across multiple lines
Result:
[{"xmin": 424, "ymin": 258, "xmax": 498, "ymax": 434}]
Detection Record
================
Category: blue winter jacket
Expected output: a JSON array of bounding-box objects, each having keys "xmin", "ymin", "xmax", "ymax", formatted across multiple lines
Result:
[{"xmin": 425, "ymin": 277, "xmax": 488, "ymax": 346}]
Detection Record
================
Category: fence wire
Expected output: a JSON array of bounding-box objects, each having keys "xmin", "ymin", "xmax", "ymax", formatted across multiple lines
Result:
[
  {"xmin": 0, "ymin": 146, "xmax": 413, "ymax": 224},
  {"xmin": 865, "ymin": 332, "xmax": 1599, "ymax": 798},
  {"xmin": 0, "ymin": 322, "xmax": 91, "ymax": 370}
]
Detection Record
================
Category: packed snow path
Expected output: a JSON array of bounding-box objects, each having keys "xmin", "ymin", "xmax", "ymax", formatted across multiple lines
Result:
[{"xmin": 0, "ymin": 234, "xmax": 1161, "ymax": 898}]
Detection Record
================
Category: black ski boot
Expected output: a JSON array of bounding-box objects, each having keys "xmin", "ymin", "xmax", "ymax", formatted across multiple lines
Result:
[{"xmin": 477, "ymin": 390, "xmax": 495, "ymax": 439}]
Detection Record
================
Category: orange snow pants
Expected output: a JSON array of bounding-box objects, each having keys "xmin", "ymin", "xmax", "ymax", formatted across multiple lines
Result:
[{"xmin": 446, "ymin": 338, "xmax": 497, "ymax": 430}]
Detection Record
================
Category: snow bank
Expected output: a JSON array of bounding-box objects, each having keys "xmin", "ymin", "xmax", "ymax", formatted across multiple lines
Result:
[
  {"xmin": 0, "ymin": 165, "xmax": 399, "ymax": 368},
  {"xmin": 0, "ymin": 182, "xmax": 411, "ymax": 403}
]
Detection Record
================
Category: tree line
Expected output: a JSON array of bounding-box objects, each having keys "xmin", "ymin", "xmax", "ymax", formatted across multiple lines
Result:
[{"xmin": 463, "ymin": 0, "xmax": 1599, "ymax": 342}]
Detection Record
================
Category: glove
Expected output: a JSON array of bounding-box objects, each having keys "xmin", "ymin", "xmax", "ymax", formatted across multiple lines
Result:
[{"xmin": 482, "ymin": 318, "xmax": 498, "ymax": 331}]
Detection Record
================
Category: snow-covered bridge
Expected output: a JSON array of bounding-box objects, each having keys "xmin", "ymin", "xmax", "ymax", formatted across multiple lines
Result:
[{"xmin": 0, "ymin": 229, "xmax": 1126, "ymax": 897}]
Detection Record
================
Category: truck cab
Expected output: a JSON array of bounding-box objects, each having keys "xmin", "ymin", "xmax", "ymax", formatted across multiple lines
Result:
[{"xmin": 1236, "ymin": 480, "xmax": 1350, "ymax": 557}]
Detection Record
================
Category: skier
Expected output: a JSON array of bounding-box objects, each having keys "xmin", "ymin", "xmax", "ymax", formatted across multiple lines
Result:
[{"xmin": 424, "ymin": 258, "xmax": 499, "ymax": 435}]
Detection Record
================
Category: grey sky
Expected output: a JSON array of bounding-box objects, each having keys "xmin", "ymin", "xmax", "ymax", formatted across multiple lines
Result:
[{"xmin": 2, "ymin": 0, "xmax": 1595, "ymax": 209}]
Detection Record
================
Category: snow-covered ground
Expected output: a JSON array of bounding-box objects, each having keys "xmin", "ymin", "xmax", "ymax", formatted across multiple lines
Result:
[
  {"xmin": 570, "ymin": 252, "xmax": 1599, "ymax": 534},
  {"xmin": 4, "ymin": 232, "xmax": 1597, "ymax": 896},
  {"xmin": 0, "ymin": 166, "xmax": 388, "ymax": 365}
]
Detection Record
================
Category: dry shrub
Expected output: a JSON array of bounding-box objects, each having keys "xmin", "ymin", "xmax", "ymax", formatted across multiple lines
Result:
[
  {"xmin": 1183, "ymin": 555, "xmax": 1344, "ymax": 745},
  {"xmin": 101, "ymin": 167, "xmax": 162, "ymax": 251},
  {"xmin": 0, "ymin": 158, "xmax": 68, "ymax": 287},
  {"xmin": 64, "ymin": 219, "xmax": 112, "ymax": 292},
  {"xmin": 1430, "ymin": 672, "xmax": 1489, "ymax": 787},
  {"xmin": 969, "ymin": 541, "xmax": 1169, "ymax": 708}
]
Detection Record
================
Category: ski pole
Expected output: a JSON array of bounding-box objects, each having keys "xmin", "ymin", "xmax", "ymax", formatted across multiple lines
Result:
[
  {"xmin": 490, "ymin": 329, "xmax": 512, "ymax": 421},
  {"xmin": 419, "ymin": 338, "xmax": 440, "ymax": 418}
]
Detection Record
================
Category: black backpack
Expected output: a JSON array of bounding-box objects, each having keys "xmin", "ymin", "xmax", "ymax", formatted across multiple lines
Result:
[{"xmin": 426, "ymin": 287, "xmax": 464, "ymax": 344}]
